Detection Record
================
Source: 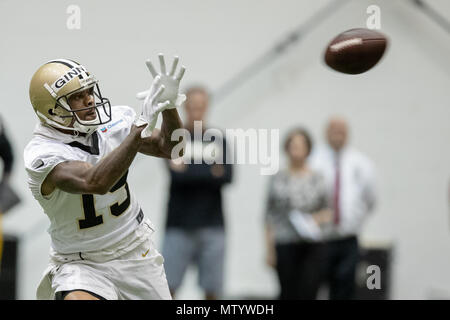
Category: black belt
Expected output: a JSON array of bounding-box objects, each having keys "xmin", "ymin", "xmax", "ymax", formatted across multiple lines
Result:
[
  {"xmin": 327, "ymin": 235, "xmax": 357, "ymax": 244},
  {"xmin": 136, "ymin": 208, "xmax": 144, "ymax": 224}
]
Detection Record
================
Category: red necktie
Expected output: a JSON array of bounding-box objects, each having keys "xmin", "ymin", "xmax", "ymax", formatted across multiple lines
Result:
[{"xmin": 333, "ymin": 160, "xmax": 340, "ymax": 225}]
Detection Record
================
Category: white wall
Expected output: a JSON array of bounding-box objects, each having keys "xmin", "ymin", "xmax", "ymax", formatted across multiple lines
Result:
[{"xmin": 1, "ymin": 0, "xmax": 449, "ymax": 299}]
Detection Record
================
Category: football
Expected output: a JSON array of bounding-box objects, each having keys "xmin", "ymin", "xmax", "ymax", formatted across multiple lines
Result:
[{"xmin": 324, "ymin": 28, "xmax": 388, "ymax": 74}]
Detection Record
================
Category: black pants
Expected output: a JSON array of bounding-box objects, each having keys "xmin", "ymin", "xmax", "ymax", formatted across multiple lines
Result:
[
  {"xmin": 275, "ymin": 241, "xmax": 326, "ymax": 300},
  {"xmin": 322, "ymin": 236, "xmax": 359, "ymax": 300}
]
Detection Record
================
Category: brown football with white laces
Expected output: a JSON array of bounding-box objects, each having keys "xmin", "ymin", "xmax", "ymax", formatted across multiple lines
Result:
[{"xmin": 324, "ymin": 28, "xmax": 388, "ymax": 74}]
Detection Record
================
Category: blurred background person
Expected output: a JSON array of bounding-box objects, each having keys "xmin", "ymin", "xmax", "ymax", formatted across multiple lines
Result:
[
  {"xmin": 162, "ymin": 86, "xmax": 233, "ymax": 300},
  {"xmin": 310, "ymin": 116, "xmax": 377, "ymax": 300},
  {"xmin": 0, "ymin": 115, "xmax": 14, "ymax": 185},
  {"xmin": 264, "ymin": 127, "xmax": 332, "ymax": 300},
  {"xmin": 0, "ymin": 114, "xmax": 15, "ymax": 265}
]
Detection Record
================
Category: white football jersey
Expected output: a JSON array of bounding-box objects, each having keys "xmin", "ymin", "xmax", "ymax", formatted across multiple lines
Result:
[{"xmin": 24, "ymin": 106, "xmax": 148, "ymax": 254}]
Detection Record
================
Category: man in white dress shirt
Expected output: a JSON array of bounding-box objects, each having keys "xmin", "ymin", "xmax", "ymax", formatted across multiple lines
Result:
[{"xmin": 310, "ymin": 116, "xmax": 377, "ymax": 299}]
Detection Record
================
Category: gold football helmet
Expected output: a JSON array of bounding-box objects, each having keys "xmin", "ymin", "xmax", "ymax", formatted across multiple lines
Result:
[{"xmin": 29, "ymin": 59, "xmax": 111, "ymax": 134}]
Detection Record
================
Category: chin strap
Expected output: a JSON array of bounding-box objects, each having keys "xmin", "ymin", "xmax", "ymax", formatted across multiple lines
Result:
[
  {"xmin": 37, "ymin": 110, "xmax": 99, "ymax": 136},
  {"xmin": 73, "ymin": 121, "xmax": 98, "ymax": 135}
]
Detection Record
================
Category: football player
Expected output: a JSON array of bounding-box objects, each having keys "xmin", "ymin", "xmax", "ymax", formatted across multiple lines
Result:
[{"xmin": 24, "ymin": 55, "xmax": 186, "ymax": 300}]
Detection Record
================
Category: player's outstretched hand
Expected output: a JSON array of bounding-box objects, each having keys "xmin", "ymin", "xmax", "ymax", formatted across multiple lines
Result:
[
  {"xmin": 136, "ymin": 53, "xmax": 186, "ymax": 109},
  {"xmin": 135, "ymin": 75, "xmax": 171, "ymax": 138}
]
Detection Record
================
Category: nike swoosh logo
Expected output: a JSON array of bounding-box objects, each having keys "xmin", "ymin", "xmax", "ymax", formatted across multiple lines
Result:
[{"xmin": 142, "ymin": 249, "xmax": 150, "ymax": 257}]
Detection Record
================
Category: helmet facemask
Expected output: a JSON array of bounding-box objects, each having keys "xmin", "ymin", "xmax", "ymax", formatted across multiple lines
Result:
[{"xmin": 56, "ymin": 80, "xmax": 112, "ymax": 135}]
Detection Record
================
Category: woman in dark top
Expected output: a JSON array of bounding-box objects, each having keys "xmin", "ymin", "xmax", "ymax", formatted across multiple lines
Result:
[{"xmin": 265, "ymin": 127, "xmax": 331, "ymax": 300}]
